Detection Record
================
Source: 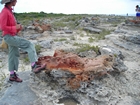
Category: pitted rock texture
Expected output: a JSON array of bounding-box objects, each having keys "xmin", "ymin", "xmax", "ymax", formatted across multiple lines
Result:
[{"xmin": 36, "ymin": 49, "xmax": 127, "ymax": 89}]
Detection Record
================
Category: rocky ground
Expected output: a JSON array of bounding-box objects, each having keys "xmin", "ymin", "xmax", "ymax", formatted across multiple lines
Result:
[{"xmin": 0, "ymin": 15, "xmax": 140, "ymax": 105}]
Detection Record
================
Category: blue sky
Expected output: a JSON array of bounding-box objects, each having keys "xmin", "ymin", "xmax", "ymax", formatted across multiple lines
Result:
[{"xmin": 0, "ymin": 0, "xmax": 139, "ymax": 15}]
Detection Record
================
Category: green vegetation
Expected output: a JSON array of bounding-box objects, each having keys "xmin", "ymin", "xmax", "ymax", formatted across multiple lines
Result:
[
  {"xmin": 14, "ymin": 12, "xmax": 84, "ymax": 27},
  {"xmin": 114, "ymin": 54, "xmax": 117, "ymax": 58},
  {"xmin": 88, "ymin": 37, "xmax": 95, "ymax": 43},
  {"xmin": 73, "ymin": 42, "xmax": 80, "ymax": 46},
  {"xmin": 59, "ymin": 38, "xmax": 67, "ymax": 41},
  {"xmin": 51, "ymin": 15, "xmax": 82, "ymax": 29},
  {"xmin": 54, "ymin": 38, "xmax": 67, "ymax": 42},
  {"xmin": 73, "ymin": 43, "xmax": 100, "ymax": 54},
  {"xmin": 35, "ymin": 44, "xmax": 41, "ymax": 54},
  {"xmin": 70, "ymin": 36, "xmax": 76, "ymax": 40},
  {"xmin": 23, "ymin": 56, "xmax": 30, "ymax": 63},
  {"xmin": 14, "ymin": 12, "xmax": 67, "ymax": 25},
  {"xmin": 96, "ymin": 29, "xmax": 111, "ymax": 40},
  {"xmin": 14, "ymin": 12, "xmax": 67, "ymax": 20},
  {"xmin": 65, "ymin": 41, "xmax": 69, "ymax": 44},
  {"xmin": 13, "ymin": 12, "xmax": 123, "ymax": 34},
  {"xmin": 90, "ymin": 29, "xmax": 111, "ymax": 41},
  {"xmin": 80, "ymin": 33, "xmax": 84, "ymax": 37}
]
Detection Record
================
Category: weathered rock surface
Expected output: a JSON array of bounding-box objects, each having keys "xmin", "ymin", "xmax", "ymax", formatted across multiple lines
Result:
[
  {"xmin": 0, "ymin": 15, "xmax": 140, "ymax": 105},
  {"xmin": 0, "ymin": 71, "xmax": 39, "ymax": 105}
]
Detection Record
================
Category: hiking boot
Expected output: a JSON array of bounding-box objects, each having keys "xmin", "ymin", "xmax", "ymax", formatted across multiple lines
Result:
[
  {"xmin": 9, "ymin": 72, "xmax": 22, "ymax": 82},
  {"xmin": 32, "ymin": 63, "xmax": 46, "ymax": 74}
]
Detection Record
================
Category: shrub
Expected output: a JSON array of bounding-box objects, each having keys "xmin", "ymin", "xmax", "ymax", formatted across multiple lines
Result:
[
  {"xmin": 59, "ymin": 38, "xmax": 67, "ymax": 41},
  {"xmin": 35, "ymin": 44, "xmax": 41, "ymax": 54},
  {"xmin": 23, "ymin": 56, "xmax": 30, "ymax": 63},
  {"xmin": 90, "ymin": 29, "xmax": 111, "ymax": 41},
  {"xmin": 74, "ymin": 43, "xmax": 100, "ymax": 55},
  {"xmin": 88, "ymin": 37, "xmax": 95, "ymax": 43},
  {"xmin": 70, "ymin": 36, "xmax": 76, "ymax": 40}
]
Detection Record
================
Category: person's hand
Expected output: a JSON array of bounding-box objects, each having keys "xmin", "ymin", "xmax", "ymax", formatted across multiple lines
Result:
[
  {"xmin": 16, "ymin": 24, "xmax": 21, "ymax": 29},
  {"xmin": 16, "ymin": 24, "xmax": 22, "ymax": 35}
]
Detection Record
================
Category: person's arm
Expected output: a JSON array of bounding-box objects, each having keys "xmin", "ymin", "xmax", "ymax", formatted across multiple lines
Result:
[
  {"xmin": 16, "ymin": 24, "xmax": 22, "ymax": 34},
  {"xmin": 1, "ymin": 10, "xmax": 17, "ymax": 33},
  {"xmin": 138, "ymin": 8, "xmax": 140, "ymax": 12}
]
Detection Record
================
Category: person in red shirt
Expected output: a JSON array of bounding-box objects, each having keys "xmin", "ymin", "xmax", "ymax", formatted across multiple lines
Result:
[{"xmin": 0, "ymin": 0, "xmax": 46, "ymax": 82}]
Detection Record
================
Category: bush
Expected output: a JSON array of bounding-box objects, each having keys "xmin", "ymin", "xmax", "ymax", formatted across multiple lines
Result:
[
  {"xmin": 23, "ymin": 56, "xmax": 30, "ymax": 63},
  {"xmin": 35, "ymin": 44, "xmax": 41, "ymax": 54},
  {"xmin": 74, "ymin": 43, "xmax": 100, "ymax": 55}
]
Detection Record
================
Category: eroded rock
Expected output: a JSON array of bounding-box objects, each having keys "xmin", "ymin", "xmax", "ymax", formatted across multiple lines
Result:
[{"xmin": 36, "ymin": 49, "xmax": 127, "ymax": 89}]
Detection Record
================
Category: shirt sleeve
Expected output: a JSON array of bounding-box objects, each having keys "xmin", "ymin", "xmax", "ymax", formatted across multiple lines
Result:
[{"xmin": 0, "ymin": 10, "xmax": 17, "ymax": 33}]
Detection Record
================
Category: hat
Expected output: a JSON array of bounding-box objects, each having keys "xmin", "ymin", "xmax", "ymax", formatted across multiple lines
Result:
[{"xmin": 1, "ymin": 0, "xmax": 11, "ymax": 4}]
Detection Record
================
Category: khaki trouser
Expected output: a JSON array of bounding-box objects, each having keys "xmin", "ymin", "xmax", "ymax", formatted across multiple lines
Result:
[{"xmin": 3, "ymin": 35, "xmax": 38, "ymax": 71}]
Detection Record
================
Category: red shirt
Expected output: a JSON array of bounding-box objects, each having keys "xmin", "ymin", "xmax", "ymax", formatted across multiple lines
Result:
[{"xmin": 0, "ymin": 6, "xmax": 20, "ymax": 36}]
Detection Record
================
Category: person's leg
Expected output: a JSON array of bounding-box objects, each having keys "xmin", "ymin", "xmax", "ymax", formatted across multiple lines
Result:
[
  {"xmin": 4, "ymin": 35, "xmax": 37, "ymax": 62},
  {"xmin": 8, "ymin": 45, "xmax": 19, "ymax": 71},
  {"xmin": 4, "ymin": 35, "xmax": 45, "ymax": 74},
  {"xmin": 12, "ymin": 36, "xmax": 46, "ymax": 73},
  {"xmin": 138, "ymin": 13, "xmax": 140, "ymax": 21},
  {"xmin": 8, "ymin": 45, "xmax": 22, "ymax": 82},
  {"xmin": 19, "ymin": 38, "xmax": 46, "ymax": 73},
  {"xmin": 21, "ymin": 41, "xmax": 38, "ymax": 63},
  {"xmin": 136, "ymin": 13, "xmax": 139, "ymax": 21},
  {"xmin": 4, "ymin": 35, "xmax": 22, "ymax": 82}
]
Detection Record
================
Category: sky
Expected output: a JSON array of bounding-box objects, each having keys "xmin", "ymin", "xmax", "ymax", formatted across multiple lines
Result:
[{"xmin": 0, "ymin": 0, "xmax": 139, "ymax": 15}]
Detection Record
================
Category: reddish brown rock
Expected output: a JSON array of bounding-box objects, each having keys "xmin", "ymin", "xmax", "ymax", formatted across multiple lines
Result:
[
  {"xmin": 36, "ymin": 50, "xmax": 114, "ymax": 89},
  {"xmin": 32, "ymin": 20, "xmax": 51, "ymax": 33},
  {"xmin": 129, "ymin": 19, "xmax": 140, "ymax": 24}
]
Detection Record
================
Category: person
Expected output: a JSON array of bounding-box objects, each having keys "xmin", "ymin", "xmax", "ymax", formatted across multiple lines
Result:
[
  {"xmin": 0, "ymin": 0, "xmax": 46, "ymax": 82},
  {"xmin": 135, "ymin": 5, "xmax": 140, "ymax": 21}
]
